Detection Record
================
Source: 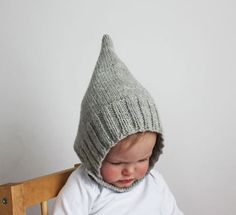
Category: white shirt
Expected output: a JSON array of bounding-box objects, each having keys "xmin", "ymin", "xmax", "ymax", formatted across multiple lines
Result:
[{"xmin": 52, "ymin": 166, "xmax": 184, "ymax": 215}]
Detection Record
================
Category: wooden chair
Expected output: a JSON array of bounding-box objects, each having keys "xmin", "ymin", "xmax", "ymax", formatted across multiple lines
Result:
[{"xmin": 0, "ymin": 164, "xmax": 80, "ymax": 215}]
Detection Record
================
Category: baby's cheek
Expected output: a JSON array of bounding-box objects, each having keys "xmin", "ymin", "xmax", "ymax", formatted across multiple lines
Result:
[
  {"xmin": 137, "ymin": 163, "xmax": 149, "ymax": 177},
  {"xmin": 101, "ymin": 165, "xmax": 120, "ymax": 183}
]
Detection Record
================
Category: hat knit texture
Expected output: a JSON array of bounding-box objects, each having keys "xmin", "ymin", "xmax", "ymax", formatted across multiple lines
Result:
[{"xmin": 74, "ymin": 34, "xmax": 164, "ymax": 192}]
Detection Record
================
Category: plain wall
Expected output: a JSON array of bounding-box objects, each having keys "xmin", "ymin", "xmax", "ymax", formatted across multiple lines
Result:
[{"xmin": 0, "ymin": 0, "xmax": 236, "ymax": 214}]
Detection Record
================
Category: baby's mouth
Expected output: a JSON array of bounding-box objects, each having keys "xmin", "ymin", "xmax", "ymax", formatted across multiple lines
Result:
[{"xmin": 118, "ymin": 179, "xmax": 134, "ymax": 184}]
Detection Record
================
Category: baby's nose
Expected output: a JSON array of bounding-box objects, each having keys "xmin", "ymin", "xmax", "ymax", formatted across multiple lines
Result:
[{"xmin": 122, "ymin": 164, "xmax": 135, "ymax": 176}]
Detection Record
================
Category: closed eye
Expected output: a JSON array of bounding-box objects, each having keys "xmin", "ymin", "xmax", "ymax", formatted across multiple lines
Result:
[
  {"xmin": 108, "ymin": 157, "xmax": 150, "ymax": 165},
  {"xmin": 109, "ymin": 161, "xmax": 122, "ymax": 165},
  {"xmin": 138, "ymin": 158, "xmax": 149, "ymax": 162}
]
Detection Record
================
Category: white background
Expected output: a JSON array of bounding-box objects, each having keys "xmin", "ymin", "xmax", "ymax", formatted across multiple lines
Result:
[{"xmin": 0, "ymin": 0, "xmax": 235, "ymax": 214}]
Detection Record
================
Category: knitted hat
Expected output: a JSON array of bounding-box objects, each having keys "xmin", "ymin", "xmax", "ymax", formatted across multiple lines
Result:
[{"xmin": 74, "ymin": 34, "xmax": 164, "ymax": 192}]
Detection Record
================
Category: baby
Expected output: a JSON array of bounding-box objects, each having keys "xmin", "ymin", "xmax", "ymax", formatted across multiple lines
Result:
[{"xmin": 53, "ymin": 34, "xmax": 183, "ymax": 214}]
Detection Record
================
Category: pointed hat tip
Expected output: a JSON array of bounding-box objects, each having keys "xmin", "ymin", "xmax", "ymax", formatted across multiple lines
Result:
[{"xmin": 102, "ymin": 34, "xmax": 114, "ymax": 49}]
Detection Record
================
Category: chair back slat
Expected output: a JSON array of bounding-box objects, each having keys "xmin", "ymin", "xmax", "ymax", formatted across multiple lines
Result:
[
  {"xmin": 0, "ymin": 183, "xmax": 25, "ymax": 215},
  {"xmin": 40, "ymin": 201, "xmax": 48, "ymax": 215},
  {"xmin": 23, "ymin": 167, "xmax": 77, "ymax": 207},
  {"xmin": 0, "ymin": 164, "xmax": 80, "ymax": 215}
]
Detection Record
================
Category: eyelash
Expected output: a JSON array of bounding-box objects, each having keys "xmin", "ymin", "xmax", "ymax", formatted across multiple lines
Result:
[
  {"xmin": 110, "ymin": 162, "xmax": 122, "ymax": 165},
  {"xmin": 110, "ymin": 158, "xmax": 149, "ymax": 165},
  {"xmin": 138, "ymin": 158, "xmax": 149, "ymax": 163}
]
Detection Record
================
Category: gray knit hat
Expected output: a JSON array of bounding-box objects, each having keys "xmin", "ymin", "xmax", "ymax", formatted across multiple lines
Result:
[{"xmin": 74, "ymin": 34, "xmax": 164, "ymax": 192}]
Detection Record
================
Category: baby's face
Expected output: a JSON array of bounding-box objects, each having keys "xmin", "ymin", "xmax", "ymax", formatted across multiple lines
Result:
[{"xmin": 101, "ymin": 132, "xmax": 157, "ymax": 188}]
